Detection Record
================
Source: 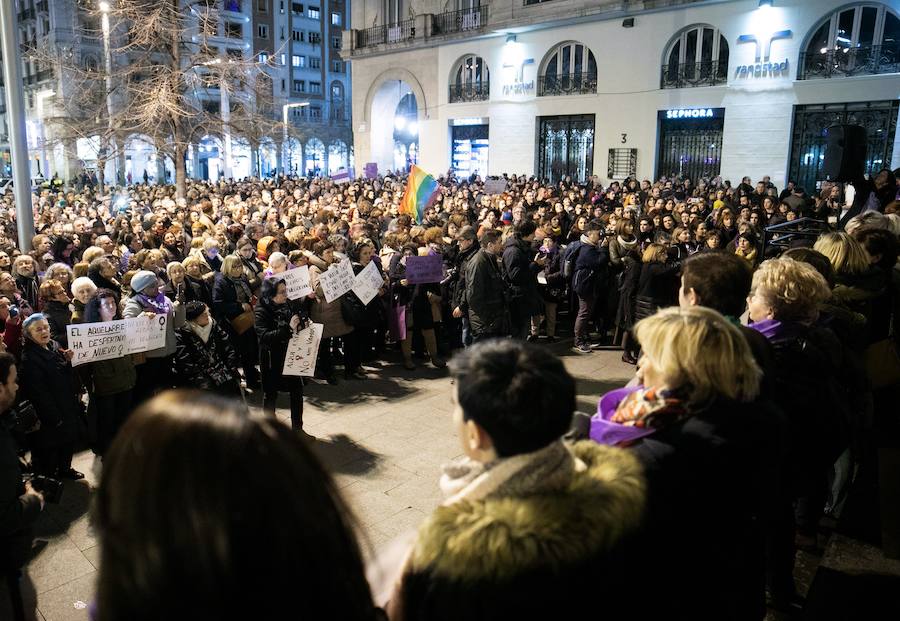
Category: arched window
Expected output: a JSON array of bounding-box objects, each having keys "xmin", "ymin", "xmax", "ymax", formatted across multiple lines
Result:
[
  {"xmin": 449, "ymin": 54, "xmax": 489, "ymax": 103},
  {"xmin": 799, "ymin": 3, "xmax": 900, "ymax": 79},
  {"xmin": 538, "ymin": 42, "xmax": 597, "ymax": 96},
  {"xmin": 330, "ymin": 81, "xmax": 344, "ymax": 100},
  {"xmin": 661, "ymin": 25, "xmax": 728, "ymax": 88}
]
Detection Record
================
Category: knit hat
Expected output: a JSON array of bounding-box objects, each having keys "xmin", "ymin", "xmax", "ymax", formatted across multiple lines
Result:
[
  {"xmin": 130, "ymin": 270, "xmax": 159, "ymax": 294},
  {"xmin": 185, "ymin": 301, "xmax": 207, "ymax": 322},
  {"xmin": 22, "ymin": 313, "xmax": 46, "ymax": 332}
]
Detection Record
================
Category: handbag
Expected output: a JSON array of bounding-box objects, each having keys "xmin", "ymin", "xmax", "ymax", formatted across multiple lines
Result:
[
  {"xmin": 865, "ymin": 336, "xmax": 900, "ymax": 389},
  {"xmin": 230, "ymin": 310, "xmax": 255, "ymax": 335},
  {"xmin": 341, "ymin": 293, "xmax": 370, "ymax": 327}
]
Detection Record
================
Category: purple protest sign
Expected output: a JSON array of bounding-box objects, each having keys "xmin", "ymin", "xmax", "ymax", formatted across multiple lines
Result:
[
  {"xmin": 405, "ymin": 254, "xmax": 443, "ymax": 284},
  {"xmin": 365, "ymin": 162, "xmax": 378, "ymax": 179}
]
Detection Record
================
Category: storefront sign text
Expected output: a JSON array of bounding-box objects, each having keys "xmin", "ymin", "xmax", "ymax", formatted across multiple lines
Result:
[
  {"xmin": 666, "ymin": 109, "xmax": 715, "ymax": 119},
  {"xmin": 735, "ymin": 30, "xmax": 792, "ymax": 79}
]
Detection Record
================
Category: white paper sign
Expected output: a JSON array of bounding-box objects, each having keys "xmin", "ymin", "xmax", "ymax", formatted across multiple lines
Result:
[
  {"xmin": 352, "ymin": 261, "xmax": 383, "ymax": 306},
  {"xmin": 66, "ymin": 314, "xmax": 168, "ymax": 366},
  {"xmin": 125, "ymin": 315, "xmax": 168, "ymax": 354},
  {"xmin": 278, "ymin": 265, "xmax": 313, "ymax": 300},
  {"xmin": 319, "ymin": 259, "xmax": 355, "ymax": 303},
  {"xmin": 283, "ymin": 322, "xmax": 323, "ymax": 377},
  {"xmin": 67, "ymin": 321, "xmax": 128, "ymax": 367}
]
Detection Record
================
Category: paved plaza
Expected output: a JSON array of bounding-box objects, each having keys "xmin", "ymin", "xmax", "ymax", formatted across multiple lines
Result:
[{"xmin": 24, "ymin": 344, "xmax": 635, "ymax": 621}]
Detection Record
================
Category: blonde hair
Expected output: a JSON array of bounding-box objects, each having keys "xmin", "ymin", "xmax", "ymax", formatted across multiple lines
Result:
[
  {"xmin": 751, "ymin": 257, "xmax": 831, "ymax": 323},
  {"xmin": 813, "ymin": 232, "xmax": 869, "ymax": 276},
  {"xmin": 635, "ymin": 306, "xmax": 761, "ymax": 405},
  {"xmin": 642, "ymin": 243, "xmax": 667, "ymax": 264},
  {"xmin": 81, "ymin": 246, "xmax": 105, "ymax": 265},
  {"xmin": 222, "ymin": 255, "xmax": 243, "ymax": 275}
]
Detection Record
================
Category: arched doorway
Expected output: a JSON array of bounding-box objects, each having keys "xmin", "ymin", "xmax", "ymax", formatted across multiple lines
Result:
[
  {"xmin": 328, "ymin": 140, "xmax": 349, "ymax": 174},
  {"xmin": 232, "ymin": 137, "xmax": 252, "ymax": 179},
  {"xmin": 197, "ymin": 135, "xmax": 223, "ymax": 181},
  {"xmin": 259, "ymin": 138, "xmax": 278, "ymax": 177},
  {"xmin": 305, "ymin": 138, "xmax": 325, "ymax": 176},
  {"xmin": 370, "ymin": 79, "xmax": 419, "ymax": 174}
]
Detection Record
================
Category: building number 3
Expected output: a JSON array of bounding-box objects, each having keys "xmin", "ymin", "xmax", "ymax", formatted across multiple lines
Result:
[{"xmin": 621, "ymin": 133, "xmax": 627, "ymax": 144}]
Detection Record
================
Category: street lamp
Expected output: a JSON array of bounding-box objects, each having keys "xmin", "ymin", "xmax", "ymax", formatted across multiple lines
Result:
[
  {"xmin": 282, "ymin": 101, "xmax": 308, "ymax": 176},
  {"xmin": 99, "ymin": 0, "xmax": 117, "ymax": 186}
]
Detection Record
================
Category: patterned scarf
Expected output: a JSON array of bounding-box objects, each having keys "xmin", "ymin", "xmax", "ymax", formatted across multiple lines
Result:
[
  {"xmin": 136, "ymin": 291, "xmax": 172, "ymax": 315},
  {"xmin": 611, "ymin": 386, "xmax": 688, "ymax": 430}
]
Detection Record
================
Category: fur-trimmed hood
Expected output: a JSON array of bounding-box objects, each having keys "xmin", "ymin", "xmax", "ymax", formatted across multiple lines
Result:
[{"xmin": 407, "ymin": 441, "xmax": 645, "ymax": 581}]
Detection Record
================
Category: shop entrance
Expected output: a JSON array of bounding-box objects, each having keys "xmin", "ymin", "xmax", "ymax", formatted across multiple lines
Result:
[{"xmin": 537, "ymin": 114, "xmax": 595, "ymax": 184}]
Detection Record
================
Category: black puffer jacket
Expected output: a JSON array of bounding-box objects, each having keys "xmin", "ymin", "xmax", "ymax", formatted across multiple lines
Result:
[
  {"xmin": 464, "ymin": 249, "xmax": 507, "ymax": 337},
  {"xmin": 254, "ymin": 295, "xmax": 308, "ymax": 389},
  {"xmin": 501, "ymin": 237, "xmax": 542, "ymax": 316},
  {"xmin": 174, "ymin": 322, "xmax": 240, "ymax": 390}
]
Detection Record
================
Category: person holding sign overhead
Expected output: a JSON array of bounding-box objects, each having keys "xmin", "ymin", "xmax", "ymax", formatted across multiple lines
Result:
[{"xmin": 255, "ymin": 278, "xmax": 312, "ymax": 439}]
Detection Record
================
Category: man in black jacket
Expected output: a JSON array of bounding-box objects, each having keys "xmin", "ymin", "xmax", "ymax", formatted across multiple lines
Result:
[
  {"xmin": 464, "ymin": 231, "xmax": 507, "ymax": 343},
  {"xmin": 501, "ymin": 221, "xmax": 545, "ymax": 340},
  {"xmin": 0, "ymin": 353, "xmax": 43, "ymax": 621},
  {"xmin": 572, "ymin": 220, "xmax": 607, "ymax": 353},
  {"xmin": 449, "ymin": 227, "xmax": 479, "ymax": 347}
]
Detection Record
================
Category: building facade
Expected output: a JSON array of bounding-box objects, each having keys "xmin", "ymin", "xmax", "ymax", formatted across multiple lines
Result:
[
  {"xmin": 344, "ymin": 0, "xmax": 900, "ymax": 189},
  {"xmin": 0, "ymin": 0, "xmax": 352, "ymax": 183}
]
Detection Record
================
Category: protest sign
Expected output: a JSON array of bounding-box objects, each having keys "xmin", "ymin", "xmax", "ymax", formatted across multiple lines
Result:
[
  {"xmin": 278, "ymin": 265, "xmax": 313, "ymax": 300},
  {"xmin": 405, "ymin": 254, "xmax": 443, "ymax": 284},
  {"xmin": 67, "ymin": 321, "xmax": 128, "ymax": 367},
  {"xmin": 484, "ymin": 179, "xmax": 507, "ymax": 195},
  {"xmin": 66, "ymin": 314, "xmax": 168, "ymax": 366},
  {"xmin": 319, "ymin": 259, "xmax": 355, "ymax": 303},
  {"xmin": 352, "ymin": 260, "xmax": 383, "ymax": 305},
  {"xmin": 283, "ymin": 323, "xmax": 324, "ymax": 377},
  {"xmin": 365, "ymin": 162, "xmax": 378, "ymax": 179},
  {"xmin": 125, "ymin": 315, "xmax": 168, "ymax": 353}
]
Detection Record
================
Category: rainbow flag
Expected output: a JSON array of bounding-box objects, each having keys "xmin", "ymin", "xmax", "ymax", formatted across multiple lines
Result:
[{"xmin": 400, "ymin": 165, "xmax": 440, "ymax": 224}]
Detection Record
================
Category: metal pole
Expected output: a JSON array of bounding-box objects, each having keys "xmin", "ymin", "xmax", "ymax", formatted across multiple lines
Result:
[
  {"xmin": 0, "ymin": 0, "xmax": 35, "ymax": 252},
  {"xmin": 101, "ymin": 4, "xmax": 117, "ymax": 186},
  {"xmin": 282, "ymin": 104, "xmax": 289, "ymax": 176}
]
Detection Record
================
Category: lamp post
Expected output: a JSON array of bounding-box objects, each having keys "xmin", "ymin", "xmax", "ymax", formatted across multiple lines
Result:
[
  {"xmin": 282, "ymin": 101, "xmax": 308, "ymax": 176},
  {"xmin": 99, "ymin": 1, "xmax": 118, "ymax": 186}
]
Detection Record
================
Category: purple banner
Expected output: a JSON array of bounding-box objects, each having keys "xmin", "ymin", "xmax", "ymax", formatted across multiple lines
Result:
[{"xmin": 405, "ymin": 254, "xmax": 443, "ymax": 284}]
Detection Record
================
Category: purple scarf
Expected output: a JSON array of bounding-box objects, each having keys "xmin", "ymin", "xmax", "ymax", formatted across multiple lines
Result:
[
  {"xmin": 749, "ymin": 318, "xmax": 784, "ymax": 340},
  {"xmin": 137, "ymin": 291, "xmax": 173, "ymax": 315}
]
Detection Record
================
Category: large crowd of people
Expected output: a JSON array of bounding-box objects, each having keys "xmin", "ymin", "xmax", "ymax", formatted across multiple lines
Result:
[{"xmin": 0, "ymin": 165, "xmax": 899, "ymax": 620}]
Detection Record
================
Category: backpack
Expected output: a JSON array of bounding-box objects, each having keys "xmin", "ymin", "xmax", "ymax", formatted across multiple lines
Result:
[{"xmin": 562, "ymin": 241, "xmax": 584, "ymax": 282}]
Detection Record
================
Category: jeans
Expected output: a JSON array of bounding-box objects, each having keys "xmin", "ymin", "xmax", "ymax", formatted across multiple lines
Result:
[{"xmin": 574, "ymin": 296, "xmax": 596, "ymax": 345}]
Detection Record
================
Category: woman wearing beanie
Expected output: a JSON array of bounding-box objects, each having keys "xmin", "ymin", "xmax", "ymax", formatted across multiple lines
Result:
[
  {"xmin": 254, "ymin": 277, "xmax": 312, "ymax": 438},
  {"xmin": 20, "ymin": 313, "xmax": 83, "ymax": 479},
  {"xmin": 122, "ymin": 269, "xmax": 185, "ymax": 404},
  {"xmin": 83, "ymin": 289, "xmax": 136, "ymax": 456},
  {"xmin": 174, "ymin": 301, "xmax": 241, "ymax": 397}
]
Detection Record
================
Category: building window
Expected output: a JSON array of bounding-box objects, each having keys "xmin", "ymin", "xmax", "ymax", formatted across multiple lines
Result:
[
  {"xmin": 331, "ymin": 12, "xmax": 341, "ymax": 26},
  {"xmin": 656, "ymin": 108, "xmax": 725, "ymax": 182},
  {"xmin": 800, "ymin": 4, "xmax": 900, "ymax": 79},
  {"xmin": 538, "ymin": 115, "xmax": 595, "ymax": 184},
  {"xmin": 225, "ymin": 21, "xmax": 243, "ymax": 38},
  {"xmin": 224, "ymin": 0, "xmax": 242, "ymax": 11},
  {"xmin": 227, "ymin": 48, "xmax": 243, "ymax": 60},
  {"xmin": 524, "ymin": 0, "xmax": 553, "ymax": 4},
  {"xmin": 332, "ymin": 36, "xmax": 341, "ymax": 49},
  {"xmin": 539, "ymin": 41, "xmax": 597, "ymax": 96},
  {"xmin": 293, "ymin": 79, "xmax": 305, "ymax": 92},
  {"xmin": 280, "ymin": 1, "xmax": 285, "ymax": 13},
  {"xmin": 308, "ymin": 6, "xmax": 319, "ymax": 19},
  {"xmin": 292, "ymin": 54, "xmax": 302, "ymax": 66},
  {"xmin": 292, "ymin": 2, "xmax": 303, "ymax": 14},
  {"xmin": 258, "ymin": 52, "xmax": 269, "ymax": 63},
  {"xmin": 257, "ymin": 0, "xmax": 267, "ymax": 12},
  {"xmin": 450, "ymin": 54, "xmax": 490, "ymax": 103},
  {"xmin": 292, "ymin": 29, "xmax": 303, "ymax": 42},
  {"xmin": 309, "ymin": 81, "xmax": 321, "ymax": 93},
  {"xmin": 257, "ymin": 24, "xmax": 268, "ymax": 38},
  {"xmin": 384, "ymin": 0, "xmax": 402, "ymax": 24},
  {"xmin": 309, "ymin": 32, "xmax": 321, "ymax": 44},
  {"xmin": 331, "ymin": 82, "xmax": 343, "ymax": 98},
  {"xmin": 309, "ymin": 57, "xmax": 320, "ymax": 68},
  {"xmin": 662, "ymin": 25, "xmax": 728, "ymax": 88},
  {"xmin": 332, "ymin": 60, "xmax": 343, "ymax": 72},
  {"xmin": 309, "ymin": 106, "xmax": 322, "ymax": 119},
  {"xmin": 281, "ymin": 78, "xmax": 286, "ymax": 91},
  {"xmin": 280, "ymin": 27, "xmax": 285, "ymax": 40},
  {"xmin": 280, "ymin": 53, "xmax": 286, "ymax": 65}
]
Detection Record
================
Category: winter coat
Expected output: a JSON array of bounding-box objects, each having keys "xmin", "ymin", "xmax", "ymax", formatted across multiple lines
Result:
[
  {"xmin": 42, "ymin": 300, "xmax": 71, "ymax": 349},
  {"xmin": 627, "ymin": 397, "xmax": 787, "ymax": 621},
  {"xmin": 573, "ymin": 242, "xmax": 609, "ymax": 300},
  {"xmin": 184, "ymin": 275, "xmax": 213, "ymax": 308},
  {"xmin": 464, "ymin": 249, "xmax": 507, "ymax": 338},
  {"xmin": 0, "ymin": 422, "xmax": 41, "ymax": 571},
  {"xmin": 832, "ymin": 266, "xmax": 890, "ymax": 345},
  {"xmin": 636, "ymin": 262, "xmax": 680, "ymax": 315},
  {"xmin": 20, "ymin": 339, "xmax": 81, "ymax": 449},
  {"xmin": 309, "ymin": 263, "xmax": 352, "ymax": 338},
  {"xmin": 449, "ymin": 243, "xmax": 478, "ymax": 312},
  {"xmin": 15, "ymin": 276, "xmax": 39, "ymax": 310},
  {"xmin": 121, "ymin": 295, "xmax": 184, "ymax": 359},
  {"xmin": 70, "ymin": 299, "xmax": 87, "ymax": 324},
  {"xmin": 254, "ymin": 299, "xmax": 307, "ymax": 390},
  {"xmin": 211, "ymin": 273, "xmax": 248, "ymax": 321},
  {"xmin": 84, "ymin": 354, "xmax": 136, "ymax": 397},
  {"xmin": 174, "ymin": 322, "xmax": 240, "ymax": 390},
  {"xmin": 608, "ymin": 235, "xmax": 638, "ymax": 267},
  {"xmin": 539, "ymin": 249, "xmax": 566, "ymax": 303},
  {"xmin": 388, "ymin": 254, "xmax": 439, "ymax": 330},
  {"xmin": 501, "ymin": 237, "xmax": 543, "ymax": 316},
  {"xmin": 395, "ymin": 442, "xmax": 644, "ymax": 621}
]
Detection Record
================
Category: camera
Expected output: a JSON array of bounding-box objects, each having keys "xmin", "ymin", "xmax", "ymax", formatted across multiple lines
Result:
[{"xmin": 24, "ymin": 474, "xmax": 64, "ymax": 504}]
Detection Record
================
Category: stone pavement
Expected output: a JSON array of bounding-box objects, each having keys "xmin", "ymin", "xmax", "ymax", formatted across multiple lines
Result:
[{"xmin": 24, "ymin": 343, "xmax": 635, "ymax": 621}]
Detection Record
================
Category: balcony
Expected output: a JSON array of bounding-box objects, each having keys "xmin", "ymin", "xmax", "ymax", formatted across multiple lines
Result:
[
  {"xmin": 23, "ymin": 69, "xmax": 54, "ymax": 86},
  {"xmin": 36, "ymin": 0, "xmax": 48, "ymax": 11},
  {"xmin": 355, "ymin": 19, "xmax": 415, "ymax": 49},
  {"xmin": 660, "ymin": 60, "xmax": 727, "ymax": 89},
  {"xmin": 798, "ymin": 43, "xmax": 900, "ymax": 80},
  {"xmin": 17, "ymin": 7, "xmax": 35, "ymax": 21},
  {"xmin": 537, "ymin": 73, "xmax": 597, "ymax": 96},
  {"xmin": 448, "ymin": 81, "xmax": 489, "ymax": 103},
  {"xmin": 432, "ymin": 6, "xmax": 487, "ymax": 36}
]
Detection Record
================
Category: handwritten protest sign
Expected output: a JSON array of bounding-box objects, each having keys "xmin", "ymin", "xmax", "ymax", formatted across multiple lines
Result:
[
  {"xmin": 319, "ymin": 259, "xmax": 355, "ymax": 303},
  {"xmin": 67, "ymin": 321, "xmax": 128, "ymax": 367},
  {"xmin": 405, "ymin": 254, "xmax": 443, "ymax": 284},
  {"xmin": 125, "ymin": 315, "xmax": 168, "ymax": 354},
  {"xmin": 278, "ymin": 265, "xmax": 312, "ymax": 300},
  {"xmin": 484, "ymin": 179, "xmax": 507, "ymax": 195},
  {"xmin": 352, "ymin": 261, "xmax": 383, "ymax": 306},
  {"xmin": 283, "ymin": 323, "xmax": 323, "ymax": 377},
  {"xmin": 67, "ymin": 315, "xmax": 168, "ymax": 366}
]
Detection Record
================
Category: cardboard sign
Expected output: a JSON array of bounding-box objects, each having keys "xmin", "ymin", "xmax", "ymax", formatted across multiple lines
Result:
[
  {"xmin": 66, "ymin": 314, "xmax": 168, "ymax": 366},
  {"xmin": 364, "ymin": 162, "xmax": 378, "ymax": 179},
  {"xmin": 352, "ymin": 260, "xmax": 384, "ymax": 305},
  {"xmin": 319, "ymin": 259, "xmax": 355, "ymax": 303},
  {"xmin": 282, "ymin": 323, "xmax": 323, "ymax": 377},
  {"xmin": 278, "ymin": 265, "xmax": 313, "ymax": 300},
  {"xmin": 405, "ymin": 254, "xmax": 443, "ymax": 284},
  {"xmin": 484, "ymin": 179, "xmax": 507, "ymax": 195}
]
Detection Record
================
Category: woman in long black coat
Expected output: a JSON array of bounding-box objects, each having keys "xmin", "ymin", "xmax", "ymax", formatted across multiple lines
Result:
[
  {"xmin": 254, "ymin": 278, "xmax": 311, "ymax": 437},
  {"xmin": 20, "ymin": 314, "xmax": 83, "ymax": 479},
  {"xmin": 212, "ymin": 256, "xmax": 260, "ymax": 390}
]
